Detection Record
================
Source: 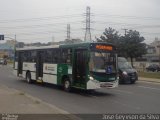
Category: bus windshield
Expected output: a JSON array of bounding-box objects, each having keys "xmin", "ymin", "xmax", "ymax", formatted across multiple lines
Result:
[{"xmin": 89, "ymin": 51, "xmax": 116, "ymax": 73}]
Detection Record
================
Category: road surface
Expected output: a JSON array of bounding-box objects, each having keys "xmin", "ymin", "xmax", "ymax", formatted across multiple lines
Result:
[{"xmin": 0, "ymin": 65, "xmax": 160, "ymax": 114}]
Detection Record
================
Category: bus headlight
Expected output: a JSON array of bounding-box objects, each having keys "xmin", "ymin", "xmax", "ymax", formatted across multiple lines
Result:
[{"xmin": 89, "ymin": 76, "xmax": 94, "ymax": 80}]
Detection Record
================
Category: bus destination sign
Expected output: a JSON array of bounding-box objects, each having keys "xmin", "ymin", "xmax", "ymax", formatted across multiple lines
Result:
[{"xmin": 96, "ymin": 45, "xmax": 113, "ymax": 51}]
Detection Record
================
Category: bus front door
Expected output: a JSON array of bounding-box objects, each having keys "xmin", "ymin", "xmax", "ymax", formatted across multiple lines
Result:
[
  {"xmin": 73, "ymin": 49, "xmax": 88, "ymax": 88},
  {"xmin": 36, "ymin": 51, "xmax": 45, "ymax": 79}
]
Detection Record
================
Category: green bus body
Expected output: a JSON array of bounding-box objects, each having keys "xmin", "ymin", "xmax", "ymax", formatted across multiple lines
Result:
[{"xmin": 13, "ymin": 42, "xmax": 118, "ymax": 90}]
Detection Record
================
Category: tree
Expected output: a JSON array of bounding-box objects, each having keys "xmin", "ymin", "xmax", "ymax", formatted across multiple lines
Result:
[
  {"xmin": 96, "ymin": 27, "xmax": 123, "ymax": 56},
  {"xmin": 120, "ymin": 30, "xmax": 147, "ymax": 66},
  {"xmin": 96, "ymin": 27, "xmax": 121, "ymax": 46},
  {"xmin": 96, "ymin": 28, "xmax": 147, "ymax": 67}
]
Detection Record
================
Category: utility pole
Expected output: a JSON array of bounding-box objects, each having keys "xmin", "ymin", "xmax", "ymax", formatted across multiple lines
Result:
[
  {"xmin": 122, "ymin": 28, "xmax": 128, "ymax": 36},
  {"xmin": 84, "ymin": 6, "xmax": 92, "ymax": 42},
  {"xmin": 67, "ymin": 24, "xmax": 71, "ymax": 40}
]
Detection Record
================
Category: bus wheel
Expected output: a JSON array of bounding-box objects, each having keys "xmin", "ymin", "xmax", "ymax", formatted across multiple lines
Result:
[
  {"xmin": 64, "ymin": 78, "xmax": 71, "ymax": 92},
  {"xmin": 26, "ymin": 72, "xmax": 32, "ymax": 84}
]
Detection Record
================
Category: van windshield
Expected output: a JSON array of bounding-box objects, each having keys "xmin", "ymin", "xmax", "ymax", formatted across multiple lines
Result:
[{"xmin": 118, "ymin": 57, "xmax": 132, "ymax": 69}]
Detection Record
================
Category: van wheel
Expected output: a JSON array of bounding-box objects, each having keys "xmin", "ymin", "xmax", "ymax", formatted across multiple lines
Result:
[
  {"xmin": 130, "ymin": 80, "xmax": 135, "ymax": 84},
  {"xmin": 26, "ymin": 72, "xmax": 32, "ymax": 84},
  {"xmin": 63, "ymin": 78, "xmax": 71, "ymax": 92}
]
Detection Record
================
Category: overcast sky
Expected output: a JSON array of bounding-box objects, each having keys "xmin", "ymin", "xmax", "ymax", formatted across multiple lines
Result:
[{"xmin": 0, "ymin": 0, "xmax": 160, "ymax": 44}]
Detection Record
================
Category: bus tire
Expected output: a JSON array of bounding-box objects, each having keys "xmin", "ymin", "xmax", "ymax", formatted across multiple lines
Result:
[
  {"xmin": 26, "ymin": 72, "xmax": 32, "ymax": 84},
  {"xmin": 63, "ymin": 78, "xmax": 71, "ymax": 92}
]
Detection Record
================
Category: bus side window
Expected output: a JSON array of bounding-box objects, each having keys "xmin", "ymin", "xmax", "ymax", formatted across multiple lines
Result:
[
  {"xmin": 52, "ymin": 49, "xmax": 60, "ymax": 64},
  {"xmin": 45, "ymin": 50, "xmax": 53, "ymax": 63},
  {"xmin": 22, "ymin": 51, "xmax": 30, "ymax": 62},
  {"xmin": 67, "ymin": 49, "xmax": 72, "ymax": 64},
  {"xmin": 31, "ymin": 51, "xmax": 36, "ymax": 62},
  {"xmin": 61, "ymin": 49, "xmax": 71, "ymax": 64}
]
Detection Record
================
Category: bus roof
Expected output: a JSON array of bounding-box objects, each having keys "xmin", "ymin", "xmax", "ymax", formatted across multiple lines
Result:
[
  {"xmin": 16, "ymin": 42, "xmax": 114, "ymax": 51},
  {"xmin": 16, "ymin": 45, "xmax": 59, "ymax": 51},
  {"xmin": 59, "ymin": 42, "xmax": 114, "ymax": 48}
]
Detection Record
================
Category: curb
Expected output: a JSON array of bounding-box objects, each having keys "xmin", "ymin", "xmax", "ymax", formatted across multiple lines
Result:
[
  {"xmin": 2, "ymin": 85, "xmax": 81, "ymax": 120},
  {"xmin": 2, "ymin": 65, "xmax": 82, "ymax": 120},
  {"xmin": 138, "ymin": 79, "xmax": 160, "ymax": 84}
]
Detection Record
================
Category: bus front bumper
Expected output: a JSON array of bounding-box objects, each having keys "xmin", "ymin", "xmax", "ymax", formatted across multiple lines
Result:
[
  {"xmin": 87, "ymin": 79, "xmax": 118, "ymax": 90},
  {"xmin": 100, "ymin": 80, "xmax": 118, "ymax": 88}
]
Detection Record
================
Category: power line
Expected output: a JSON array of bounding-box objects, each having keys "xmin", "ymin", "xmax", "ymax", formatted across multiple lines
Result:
[
  {"xmin": 0, "ymin": 14, "xmax": 83, "ymax": 23},
  {"xmin": 2, "ymin": 27, "xmax": 85, "ymax": 36},
  {"xmin": 129, "ymin": 25, "xmax": 160, "ymax": 29},
  {"xmin": 11, "ymin": 31, "xmax": 66, "ymax": 36},
  {"xmin": 1, "ymin": 13, "xmax": 160, "ymax": 24},
  {"xmin": 95, "ymin": 14, "xmax": 160, "ymax": 20},
  {"xmin": 95, "ymin": 21, "xmax": 141, "ymax": 26},
  {"xmin": 141, "ymin": 32, "xmax": 160, "ymax": 35},
  {"xmin": 95, "ymin": 21, "xmax": 160, "ymax": 28},
  {"xmin": 91, "ymin": 29, "xmax": 160, "ymax": 36},
  {"xmin": 1, "ymin": 12, "xmax": 159, "ymax": 43},
  {"xmin": 0, "ymin": 21, "xmax": 82, "ymax": 29}
]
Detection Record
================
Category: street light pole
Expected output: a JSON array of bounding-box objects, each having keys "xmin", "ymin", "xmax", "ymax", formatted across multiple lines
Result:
[
  {"xmin": 14, "ymin": 35, "xmax": 16, "ymax": 68},
  {"xmin": 4, "ymin": 34, "xmax": 16, "ymax": 68},
  {"xmin": 157, "ymin": 45, "xmax": 160, "ymax": 65},
  {"xmin": 14, "ymin": 34, "xmax": 16, "ymax": 50},
  {"xmin": 4, "ymin": 34, "xmax": 16, "ymax": 52}
]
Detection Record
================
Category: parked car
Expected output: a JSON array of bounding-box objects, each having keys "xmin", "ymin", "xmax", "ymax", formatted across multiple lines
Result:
[
  {"xmin": 118, "ymin": 57, "xmax": 138, "ymax": 84},
  {"xmin": 0, "ymin": 58, "xmax": 7, "ymax": 65},
  {"xmin": 146, "ymin": 64, "xmax": 160, "ymax": 72},
  {"xmin": 0, "ymin": 58, "xmax": 4, "ymax": 64}
]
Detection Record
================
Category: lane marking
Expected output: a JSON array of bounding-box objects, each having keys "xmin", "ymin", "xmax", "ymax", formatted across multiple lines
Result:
[{"xmin": 138, "ymin": 85, "xmax": 160, "ymax": 91}]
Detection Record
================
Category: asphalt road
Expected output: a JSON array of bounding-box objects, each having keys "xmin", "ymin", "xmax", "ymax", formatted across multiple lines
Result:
[{"xmin": 0, "ymin": 65, "xmax": 160, "ymax": 114}]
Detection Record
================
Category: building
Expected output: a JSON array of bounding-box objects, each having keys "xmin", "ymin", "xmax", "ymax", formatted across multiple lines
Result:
[
  {"xmin": 143, "ymin": 38, "xmax": 160, "ymax": 62},
  {"xmin": 134, "ymin": 38, "xmax": 160, "ymax": 71},
  {"xmin": 0, "ymin": 40, "xmax": 14, "ymax": 59}
]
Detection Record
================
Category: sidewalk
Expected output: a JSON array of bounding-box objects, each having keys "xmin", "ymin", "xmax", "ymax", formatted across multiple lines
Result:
[
  {"xmin": 139, "ymin": 77, "xmax": 160, "ymax": 83},
  {"xmin": 0, "ymin": 84, "xmax": 80, "ymax": 120}
]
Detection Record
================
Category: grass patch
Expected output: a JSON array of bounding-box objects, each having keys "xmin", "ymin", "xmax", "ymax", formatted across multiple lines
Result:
[
  {"xmin": 7, "ymin": 61, "xmax": 13, "ymax": 64},
  {"xmin": 138, "ymin": 72, "xmax": 160, "ymax": 79},
  {"xmin": 34, "ymin": 100, "xmax": 40, "ymax": 104},
  {"xmin": 19, "ymin": 92, "xmax": 25, "ymax": 95}
]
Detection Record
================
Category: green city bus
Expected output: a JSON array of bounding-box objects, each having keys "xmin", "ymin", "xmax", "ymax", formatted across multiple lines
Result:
[{"xmin": 13, "ymin": 42, "xmax": 118, "ymax": 91}]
